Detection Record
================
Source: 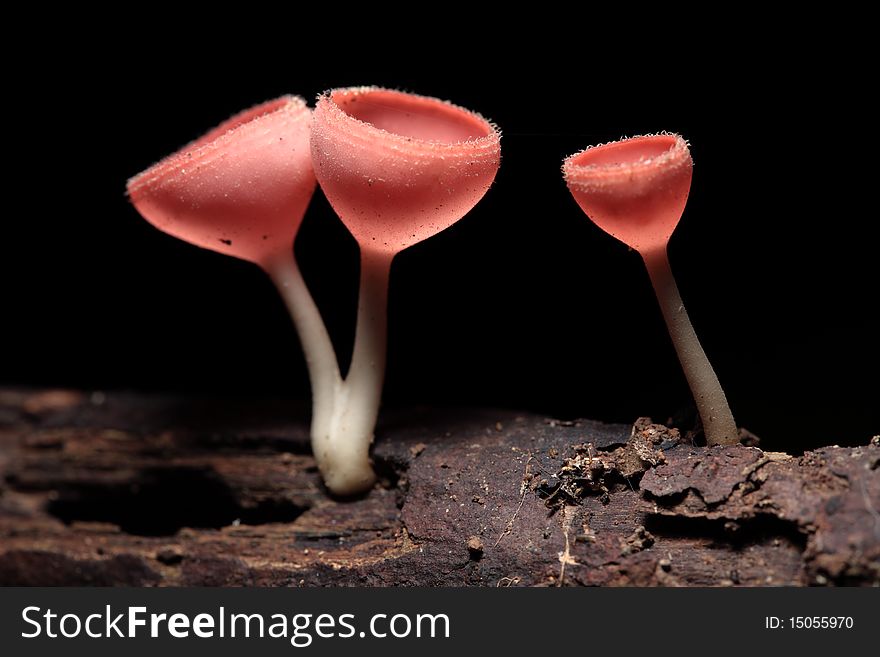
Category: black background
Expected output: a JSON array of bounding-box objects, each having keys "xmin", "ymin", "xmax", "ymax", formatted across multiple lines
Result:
[{"xmin": 5, "ymin": 20, "xmax": 876, "ymax": 452}]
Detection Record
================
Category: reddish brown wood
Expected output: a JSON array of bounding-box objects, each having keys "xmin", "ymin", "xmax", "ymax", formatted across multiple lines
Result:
[{"xmin": 1, "ymin": 389, "xmax": 876, "ymax": 586}]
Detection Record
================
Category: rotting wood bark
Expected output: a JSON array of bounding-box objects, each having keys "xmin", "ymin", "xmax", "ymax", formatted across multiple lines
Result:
[{"xmin": 0, "ymin": 389, "xmax": 877, "ymax": 586}]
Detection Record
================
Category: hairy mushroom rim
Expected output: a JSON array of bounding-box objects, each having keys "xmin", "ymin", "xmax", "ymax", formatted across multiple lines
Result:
[
  {"xmin": 127, "ymin": 96, "xmax": 310, "ymax": 200},
  {"xmin": 325, "ymin": 87, "xmax": 497, "ymax": 145}
]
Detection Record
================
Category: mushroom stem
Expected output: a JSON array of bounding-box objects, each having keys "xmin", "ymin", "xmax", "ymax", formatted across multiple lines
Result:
[
  {"xmin": 313, "ymin": 249, "xmax": 392, "ymax": 495},
  {"xmin": 345, "ymin": 249, "xmax": 393, "ymax": 433},
  {"xmin": 264, "ymin": 253, "xmax": 342, "ymax": 442},
  {"xmin": 642, "ymin": 248, "xmax": 739, "ymax": 446}
]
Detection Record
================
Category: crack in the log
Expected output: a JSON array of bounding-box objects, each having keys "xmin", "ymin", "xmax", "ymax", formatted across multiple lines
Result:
[
  {"xmin": 371, "ymin": 453, "xmax": 405, "ymax": 492},
  {"xmin": 643, "ymin": 513, "xmax": 807, "ymax": 551},
  {"xmin": 45, "ymin": 467, "xmax": 309, "ymax": 536}
]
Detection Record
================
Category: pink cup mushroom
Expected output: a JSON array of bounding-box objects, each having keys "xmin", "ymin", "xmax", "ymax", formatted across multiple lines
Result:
[
  {"xmin": 128, "ymin": 96, "xmax": 315, "ymax": 266},
  {"xmin": 563, "ymin": 134, "xmax": 738, "ymax": 446},
  {"xmin": 311, "ymin": 86, "xmax": 501, "ymax": 494},
  {"xmin": 127, "ymin": 96, "xmax": 341, "ymax": 470}
]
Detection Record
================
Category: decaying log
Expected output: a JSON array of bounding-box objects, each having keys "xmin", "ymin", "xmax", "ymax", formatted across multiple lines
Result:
[{"xmin": 0, "ymin": 389, "xmax": 877, "ymax": 586}]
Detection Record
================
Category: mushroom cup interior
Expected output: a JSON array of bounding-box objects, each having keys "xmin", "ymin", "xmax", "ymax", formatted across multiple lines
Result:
[{"xmin": 331, "ymin": 88, "xmax": 493, "ymax": 144}]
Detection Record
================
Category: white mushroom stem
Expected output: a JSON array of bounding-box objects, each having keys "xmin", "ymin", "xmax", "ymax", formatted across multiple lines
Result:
[
  {"xmin": 316, "ymin": 249, "xmax": 392, "ymax": 495},
  {"xmin": 264, "ymin": 253, "xmax": 342, "ymax": 454},
  {"xmin": 642, "ymin": 248, "xmax": 739, "ymax": 447},
  {"xmin": 266, "ymin": 249, "xmax": 392, "ymax": 496}
]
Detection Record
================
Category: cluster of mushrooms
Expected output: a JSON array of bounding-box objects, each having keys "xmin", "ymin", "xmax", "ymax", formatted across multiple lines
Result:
[{"xmin": 128, "ymin": 87, "xmax": 737, "ymax": 497}]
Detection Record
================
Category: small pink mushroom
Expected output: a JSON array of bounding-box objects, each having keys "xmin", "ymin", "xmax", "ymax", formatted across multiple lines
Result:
[
  {"xmin": 563, "ymin": 134, "xmax": 738, "ymax": 446},
  {"xmin": 311, "ymin": 87, "xmax": 501, "ymax": 494}
]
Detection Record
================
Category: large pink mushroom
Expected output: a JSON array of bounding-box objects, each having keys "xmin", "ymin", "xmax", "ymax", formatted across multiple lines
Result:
[
  {"xmin": 311, "ymin": 87, "xmax": 501, "ymax": 494},
  {"xmin": 563, "ymin": 134, "xmax": 738, "ymax": 447},
  {"xmin": 128, "ymin": 96, "xmax": 315, "ymax": 266},
  {"xmin": 127, "ymin": 96, "xmax": 340, "ymax": 468}
]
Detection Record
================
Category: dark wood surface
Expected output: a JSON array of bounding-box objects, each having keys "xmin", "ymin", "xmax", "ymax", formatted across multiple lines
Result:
[{"xmin": 1, "ymin": 389, "xmax": 877, "ymax": 586}]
